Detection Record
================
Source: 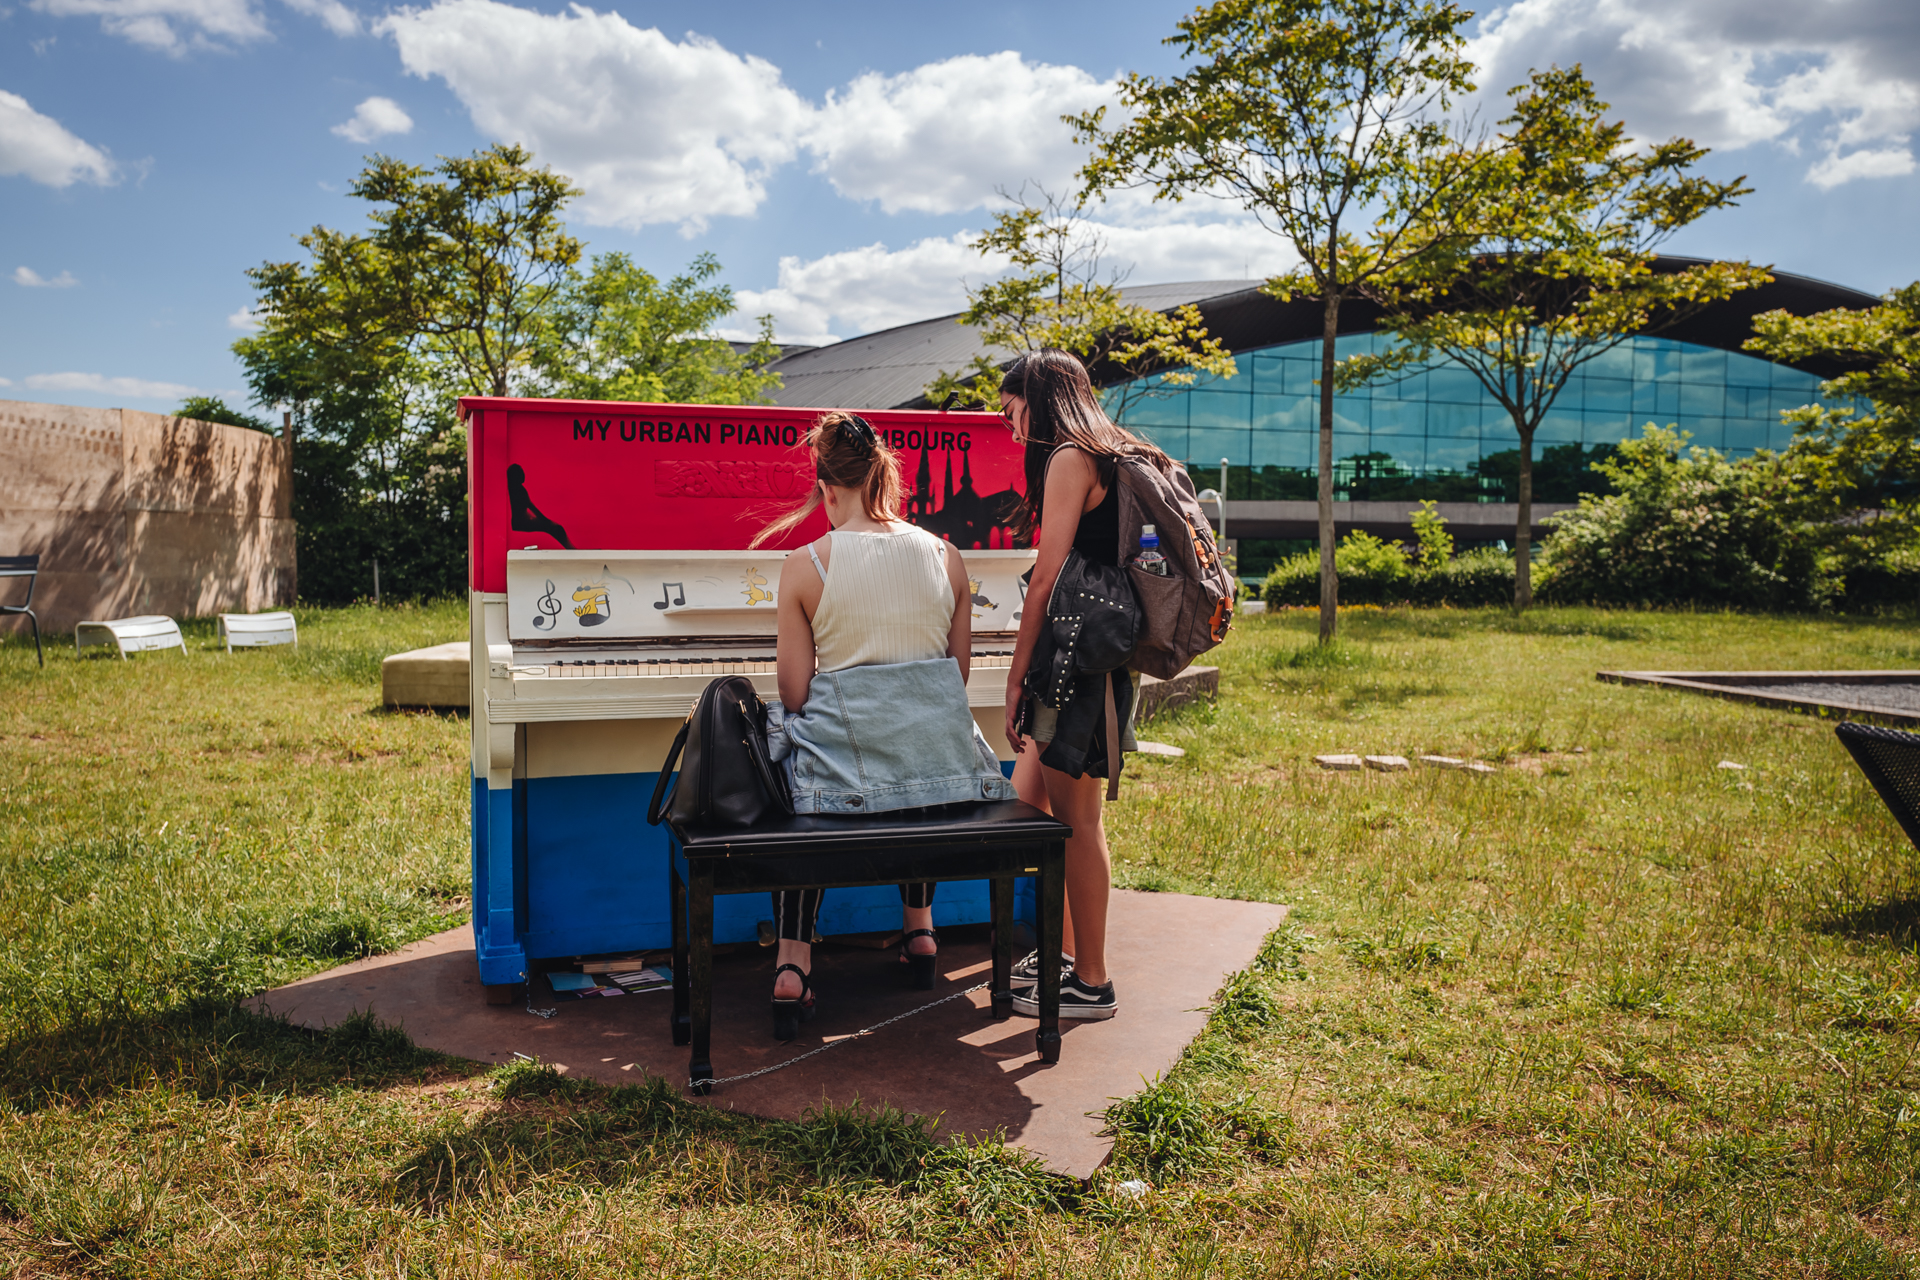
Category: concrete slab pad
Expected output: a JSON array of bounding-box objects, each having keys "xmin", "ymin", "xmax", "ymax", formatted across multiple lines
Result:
[
  {"xmin": 382, "ymin": 641, "xmax": 469, "ymax": 708},
  {"xmin": 251, "ymin": 888, "xmax": 1284, "ymax": 1180},
  {"xmin": 1314, "ymin": 753, "xmax": 1363, "ymax": 771},
  {"xmin": 1363, "ymin": 755, "xmax": 1410, "ymax": 772}
]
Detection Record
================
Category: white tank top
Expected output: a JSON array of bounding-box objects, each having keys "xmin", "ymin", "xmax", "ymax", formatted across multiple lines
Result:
[{"xmin": 808, "ymin": 526, "xmax": 955, "ymax": 673}]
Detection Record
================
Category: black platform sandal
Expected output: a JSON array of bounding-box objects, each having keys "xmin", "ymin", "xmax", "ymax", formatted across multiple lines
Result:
[
  {"xmin": 898, "ymin": 928, "xmax": 939, "ymax": 991},
  {"xmin": 771, "ymin": 962, "xmax": 815, "ymax": 1042}
]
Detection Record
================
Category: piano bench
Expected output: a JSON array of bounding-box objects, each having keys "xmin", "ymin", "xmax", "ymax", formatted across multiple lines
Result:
[{"xmin": 666, "ymin": 799, "xmax": 1073, "ymax": 1094}]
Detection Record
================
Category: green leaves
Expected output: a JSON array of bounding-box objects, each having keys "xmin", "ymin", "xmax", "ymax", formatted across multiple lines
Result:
[
  {"xmin": 925, "ymin": 188, "xmax": 1237, "ymax": 413},
  {"xmin": 538, "ymin": 251, "xmax": 782, "ymax": 406},
  {"xmin": 1747, "ymin": 282, "xmax": 1920, "ymax": 443}
]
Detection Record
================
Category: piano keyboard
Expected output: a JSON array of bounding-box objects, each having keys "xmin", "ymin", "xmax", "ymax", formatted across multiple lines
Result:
[{"xmin": 523, "ymin": 651, "xmax": 1017, "ymax": 679}]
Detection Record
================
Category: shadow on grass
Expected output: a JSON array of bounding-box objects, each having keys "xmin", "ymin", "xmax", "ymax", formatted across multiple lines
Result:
[
  {"xmin": 1813, "ymin": 896, "xmax": 1920, "ymax": 948},
  {"xmin": 392, "ymin": 1065, "xmax": 1081, "ymax": 1240},
  {"xmin": 0, "ymin": 1002, "xmax": 455, "ymax": 1113}
]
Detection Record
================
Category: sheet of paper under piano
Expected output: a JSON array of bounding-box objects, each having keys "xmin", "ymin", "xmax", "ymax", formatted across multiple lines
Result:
[{"xmin": 462, "ymin": 396, "xmax": 1037, "ymax": 994}]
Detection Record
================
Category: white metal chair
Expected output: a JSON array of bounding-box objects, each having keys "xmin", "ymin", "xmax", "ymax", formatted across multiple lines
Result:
[
  {"xmin": 218, "ymin": 610, "xmax": 298, "ymax": 653},
  {"xmin": 75, "ymin": 615, "xmax": 188, "ymax": 660}
]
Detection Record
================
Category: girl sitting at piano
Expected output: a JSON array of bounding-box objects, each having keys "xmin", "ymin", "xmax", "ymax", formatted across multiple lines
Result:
[{"xmin": 753, "ymin": 411, "xmax": 1012, "ymax": 1040}]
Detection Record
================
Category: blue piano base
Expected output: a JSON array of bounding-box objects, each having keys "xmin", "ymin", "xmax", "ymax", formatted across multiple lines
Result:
[{"xmin": 472, "ymin": 767, "xmax": 1031, "ymax": 986}]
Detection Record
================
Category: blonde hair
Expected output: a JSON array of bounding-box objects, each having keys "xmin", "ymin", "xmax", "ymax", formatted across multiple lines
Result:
[{"xmin": 750, "ymin": 411, "xmax": 905, "ymax": 548}]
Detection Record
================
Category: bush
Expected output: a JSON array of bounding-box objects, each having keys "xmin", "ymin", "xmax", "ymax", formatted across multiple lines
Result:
[
  {"xmin": 1538, "ymin": 426, "xmax": 1825, "ymax": 610},
  {"xmin": 1834, "ymin": 544, "xmax": 1920, "ymax": 613},
  {"xmin": 1261, "ymin": 533, "xmax": 1516, "ymax": 607}
]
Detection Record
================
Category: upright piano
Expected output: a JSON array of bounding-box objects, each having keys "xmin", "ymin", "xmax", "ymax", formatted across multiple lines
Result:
[{"xmin": 462, "ymin": 397, "xmax": 1033, "ymax": 991}]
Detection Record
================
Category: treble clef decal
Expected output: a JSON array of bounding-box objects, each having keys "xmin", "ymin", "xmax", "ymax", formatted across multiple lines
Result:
[{"xmin": 532, "ymin": 579, "xmax": 561, "ymax": 630}]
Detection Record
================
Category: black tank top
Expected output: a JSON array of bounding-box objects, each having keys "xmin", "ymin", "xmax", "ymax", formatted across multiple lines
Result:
[{"xmin": 1071, "ymin": 463, "xmax": 1121, "ymax": 567}]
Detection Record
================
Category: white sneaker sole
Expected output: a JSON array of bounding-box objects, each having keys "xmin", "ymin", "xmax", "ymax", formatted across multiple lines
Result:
[{"xmin": 1009, "ymin": 987, "xmax": 1117, "ymax": 1020}]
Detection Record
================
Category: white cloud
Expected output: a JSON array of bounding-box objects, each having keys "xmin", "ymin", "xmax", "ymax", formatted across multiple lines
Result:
[
  {"xmin": 14, "ymin": 266, "xmax": 79, "ymax": 287},
  {"xmin": 29, "ymin": 0, "xmax": 270, "ymax": 52},
  {"xmin": 0, "ymin": 90, "xmax": 117, "ymax": 188},
  {"xmin": 730, "ymin": 218, "xmax": 1294, "ymax": 347},
  {"xmin": 281, "ymin": 0, "xmax": 357, "ymax": 35},
  {"xmin": 227, "ymin": 305, "xmax": 262, "ymax": 330},
  {"xmin": 806, "ymin": 52, "xmax": 1116, "ymax": 215},
  {"xmin": 379, "ymin": 0, "xmax": 808, "ymax": 232},
  {"xmin": 1807, "ymin": 146, "xmax": 1916, "ymax": 189},
  {"xmin": 374, "ymin": 5, "xmax": 1130, "ymax": 229},
  {"xmin": 1467, "ymin": 0, "xmax": 1920, "ymax": 188},
  {"xmin": 732, "ymin": 234, "xmax": 991, "ymax": 346},
  {"xmin": 0, "ymin": 378, "xmax": 12, "ymax": 387},
  {"xmin": 23, "ymin": 371, "xmax": 203, "ymax": 400},
  {"xmin": 331, "ymin": 95, "xmax": 412, "ymax": 143}
]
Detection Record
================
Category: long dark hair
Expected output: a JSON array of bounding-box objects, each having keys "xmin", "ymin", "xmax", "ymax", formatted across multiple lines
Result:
[
  {"xmin": 1000, "ymin": 349, "xmax": 1165, "ymax": 543},
  {"xmin": 750, "ymin": 411, "xmax": 904, "ymax": 548}
]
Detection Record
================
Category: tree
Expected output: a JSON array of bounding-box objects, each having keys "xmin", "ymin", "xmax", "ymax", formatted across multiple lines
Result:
[
  {"xmin": 1747, "ymin": 282, "xmax": 1920, "ymax": 442},
  {"xmin": 539, "ymin": 251, "xmax": 782, "ymax": 405},
  {"xmin": 175, "ymin": 396, "xmax": 272, "ymax": 433},
  {"xmin": 1073, "ymin": 0, "xmax": 1485, "ymax": 642},
  {"xmin": 925, "ymin": 186, "xmax": 1236, "ymax": 420},
  {"xmin": 1341, "ymin": 67, "xmax": 1767, "ymax": 605},
  {"xmin": 237, "ymin": 145, "xmax": 781, "ymax": 602}
]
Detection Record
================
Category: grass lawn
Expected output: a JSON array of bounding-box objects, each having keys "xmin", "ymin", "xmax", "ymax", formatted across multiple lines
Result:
[{"xmin": 4, "ymin": 602, "xmax": 1920, "ymax": 1276}]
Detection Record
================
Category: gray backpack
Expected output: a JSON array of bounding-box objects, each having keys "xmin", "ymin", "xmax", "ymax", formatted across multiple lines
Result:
[{"xmin": 1111, "ymin": 455, "xmax": 1236, "ymax": 679}]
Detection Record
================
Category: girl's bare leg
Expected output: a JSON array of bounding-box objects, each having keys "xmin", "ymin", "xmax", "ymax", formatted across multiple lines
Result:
[
  {"xmin": 903, "ymin": 904, "xmax": 935, "ymax": 953},
  {"xmin": 1013, "ymin": 747, "xmax": 1109, "ymax": 985},
  {"xmin": 773, "ymin": 939, "xmax": 810, "ymax": 999}
]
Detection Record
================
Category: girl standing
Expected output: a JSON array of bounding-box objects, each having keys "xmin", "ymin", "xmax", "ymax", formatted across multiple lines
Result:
[{"xmin": 1001, "ymin": 349, "xmax": 1169, "ymax": 1021}]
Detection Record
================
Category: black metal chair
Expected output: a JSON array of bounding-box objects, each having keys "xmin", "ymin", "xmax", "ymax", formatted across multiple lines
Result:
[
  {"xmin": 1836, "ymin": 721, "xmax": 1920, "ymax": 850},
  {"xmin": 0, "ymin": 555, "xmax": 42, "ymax": 668}
]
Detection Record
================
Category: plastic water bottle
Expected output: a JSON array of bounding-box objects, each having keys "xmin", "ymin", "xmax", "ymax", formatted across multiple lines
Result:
[{"xmin": 1131, "ymin": 524, "xmax": 1172, "ymax": 576}]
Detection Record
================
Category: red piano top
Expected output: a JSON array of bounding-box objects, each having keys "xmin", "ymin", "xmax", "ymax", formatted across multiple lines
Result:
[{"xmin": 462, "ymin": 397, "xmax": 1028, "ymax": 593}]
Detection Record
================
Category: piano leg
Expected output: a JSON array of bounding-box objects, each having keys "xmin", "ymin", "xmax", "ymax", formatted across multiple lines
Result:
[
  {"xmin": 1036, "ymin": 838, "xmax": 1064, "ymax": 1065},
  {"xmin": 990, "ymin": 872, "xmax": 1014, "ymax": 1020},
  {"xmin": 688, "ymin": 865, "xmax": 715, "ymax": 1094},
  {"xmin": 669, "ymin": 847, "xmax": 690, "ymax": 1047}
]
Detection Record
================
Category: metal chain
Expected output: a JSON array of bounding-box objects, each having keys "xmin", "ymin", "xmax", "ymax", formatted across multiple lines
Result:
[{"xmin": 693, "ymin": 980, "xmax": 991, "ymax": 1090}]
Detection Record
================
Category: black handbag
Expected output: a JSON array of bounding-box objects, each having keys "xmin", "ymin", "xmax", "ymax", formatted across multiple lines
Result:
[
  {"xmin": 646, "ymin": 675, "xmax": 794, "ymax": 829},
  {"xmin": 1023, "ymin": 550, "xmax": 1141, "ymax": 799}
]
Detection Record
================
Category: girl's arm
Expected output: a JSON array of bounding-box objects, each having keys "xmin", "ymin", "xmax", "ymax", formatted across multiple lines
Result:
[
  {"xmin": 943, "ymin": 541, "xmax": 972, "ymax": 686},
  {"xmin": 775, "ymin": 542, "xmax": 824, "ymax": 711},
  {"xmin": 1004, "ymin": 449, "xmax": 1099, "ymax": 750}
]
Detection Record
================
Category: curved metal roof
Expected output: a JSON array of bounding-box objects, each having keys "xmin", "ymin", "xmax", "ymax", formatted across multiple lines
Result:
[{"xmin": 761, "ymin": 258, "xmax": 1883, "ymax": 411}]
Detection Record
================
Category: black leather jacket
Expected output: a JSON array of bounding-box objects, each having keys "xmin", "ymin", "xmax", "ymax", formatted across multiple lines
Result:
[{"xmin": 1023, "ymin": 551, "xmax": 1140, "ymax": 783}]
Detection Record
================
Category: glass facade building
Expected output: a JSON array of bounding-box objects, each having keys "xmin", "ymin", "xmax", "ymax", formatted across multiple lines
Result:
[{"xmin": 1112, "ymin": 332, "xmax": 1852, "ymax": 502}]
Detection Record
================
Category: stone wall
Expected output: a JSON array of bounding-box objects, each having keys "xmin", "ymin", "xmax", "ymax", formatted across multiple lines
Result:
[{"xmin": 0, "ymin": 400, "xmax": 294, "ymax": 634}]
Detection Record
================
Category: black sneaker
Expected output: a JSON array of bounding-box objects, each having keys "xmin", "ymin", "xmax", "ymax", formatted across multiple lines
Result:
[
  {"xmin": 1010, "ymin": 950, "xmax": 1074, "ymax": 984},
  {"xmin": 1012, "ymin": 971, "xmax": 1116, "ymax": 1020}
]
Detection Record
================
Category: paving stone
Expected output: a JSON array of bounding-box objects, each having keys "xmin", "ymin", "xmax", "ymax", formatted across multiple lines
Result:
[
  {"xmin": 1717, "ymin": 760, "xmax": 1748, "ymax": 770},
  {"xmin": 1418, "ymin": 755, "xmax": 1466, "ymax": 768},
  {"xmin": 1133, "ymin": 740, "xmax": 1186, "ymax": 758},
  {"xmin": 1463, "ymin": 762, "xmax": 1498, "ymax": 774},
  {"xmin": 1364, "ymin": 755, "xmax": 1411, "ymax": 772},
  {"xmin": 1315, "ymin": 753, "xmax": 1364, "ymax": 770}
]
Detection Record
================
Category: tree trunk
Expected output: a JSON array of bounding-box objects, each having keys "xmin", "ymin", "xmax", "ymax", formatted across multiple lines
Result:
[
  {"xmin": 1317, "ymin": 293, "xmax": 1341, "ymax": 643},
  {"xmin": 1514, "ymin": 425, "xmax": 1534, "ymax": 608}
]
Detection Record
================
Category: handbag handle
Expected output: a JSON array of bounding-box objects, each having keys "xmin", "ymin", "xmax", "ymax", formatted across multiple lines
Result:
[{"xmin": 645, "ymin": 719, "xmax": 690, "ymax": 826}]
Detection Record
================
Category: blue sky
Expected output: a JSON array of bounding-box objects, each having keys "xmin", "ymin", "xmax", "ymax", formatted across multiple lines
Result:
[{"xmin": 4, "ymin": 0, "xmax": 1917, "ymax": 413}]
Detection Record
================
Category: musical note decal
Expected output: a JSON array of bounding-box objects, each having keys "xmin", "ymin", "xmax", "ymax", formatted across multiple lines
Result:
[
  {"xmin": 741, "ymin": 566, "xmax": 774, "ymax": 607},
  {"xmin": 532, "ymin": 579, "xmax": 561, "ymax": 630},
  {"xmin": 968, "ymin": 576, "xmax": 997, "ymax": 620},
  {"xmin": 653, "ymin": 581, "xmax": 687, "ymax": 610},
  {"xmin": 1012, "ymin": 576, "xmax": 1029, "ymax": 622},
  {"xmin": 573, "ymin": 577, "xmax": 612, "ymax": 627}
]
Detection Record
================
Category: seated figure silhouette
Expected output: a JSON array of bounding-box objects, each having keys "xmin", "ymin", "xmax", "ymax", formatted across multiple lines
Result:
[{"xmin": 507, "ymin": 464, "xmax": 573, "ymax": 549}]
